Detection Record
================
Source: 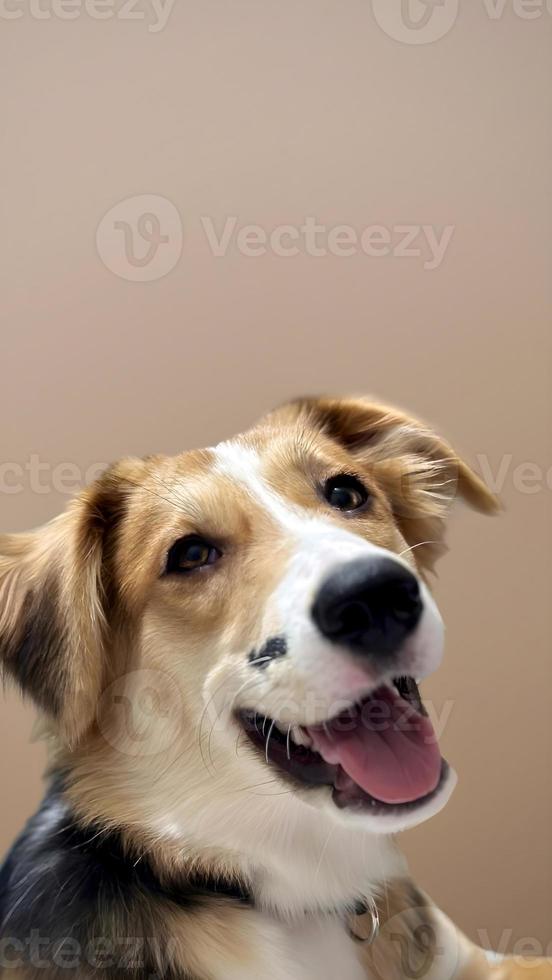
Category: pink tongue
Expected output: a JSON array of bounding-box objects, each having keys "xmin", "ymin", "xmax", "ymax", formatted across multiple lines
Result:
[{"xmin": 306, "ymin": 686, "xmax": 442, "ymax": 805}]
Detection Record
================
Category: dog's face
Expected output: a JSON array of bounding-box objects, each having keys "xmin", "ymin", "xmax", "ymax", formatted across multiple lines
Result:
[{"xmin": 0, "ymin": 398, "xmax": 497, "ymax": 840}]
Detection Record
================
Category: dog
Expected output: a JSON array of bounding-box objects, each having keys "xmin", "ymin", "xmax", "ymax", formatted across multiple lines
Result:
[{"xmin": 0, "ymin": 395, "xmax": 546, "ymax": 979}]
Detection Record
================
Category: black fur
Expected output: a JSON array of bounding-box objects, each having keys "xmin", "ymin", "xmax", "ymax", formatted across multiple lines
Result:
[
  {"xmin": 248, "ymin": 635, "xmax": 288, "ymax": 670},
  {"xmin": 0, "ymin": 580, "xmax": 66, "ymax": 718},
  {"xmin": 0, "ymin": 781, "xmax": 251, "ymax": 978},
  {"xmin": 0, "ymin": 471, "xmax": 129, "ymax": 723}
]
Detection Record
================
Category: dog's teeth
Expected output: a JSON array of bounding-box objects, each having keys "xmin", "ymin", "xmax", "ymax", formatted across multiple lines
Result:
[
  {"xmin": 274, "ymin": 721, "xmax": 308, "ymax": 745},
  {"xmin": 252, "ymin": 720, "xmax": 312, "ymax": 748},
  {"xmin": 317, "ymin": 745, "xmax": 341, "ymax": 766},
  {"xmin": 289, "ymin": 726, "xmax": 312, "ymax": 748}
]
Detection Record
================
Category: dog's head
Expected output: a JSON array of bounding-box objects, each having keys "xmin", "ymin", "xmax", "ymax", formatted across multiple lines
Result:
[{"xmin": 0, "ymin": 397, "xmax": 497, "ymax": 838}]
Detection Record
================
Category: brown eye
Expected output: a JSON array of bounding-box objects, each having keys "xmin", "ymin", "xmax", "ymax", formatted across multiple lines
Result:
[
  {"xmin": 324, "ymin": 475, "xmax": 369, "ymax": 512},
  {"xmin": 165, "ymin": 535, "xmax": 222, "ymax": 575}
]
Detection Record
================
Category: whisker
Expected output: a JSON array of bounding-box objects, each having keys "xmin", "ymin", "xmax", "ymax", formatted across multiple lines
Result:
[
  {"xmin": 146, "ymin": 471, "xmax": 199, "ymax": 512},
  {"xmin": 118, "ymin": 475, "xmax": 189, "ymax": 515},
  {"xmin": 313, "ymin": 825, "xmax": 336, "ymax": 884},
  {"xmin": 235, "ymin": 778, "xmax": 283, "ymax": 793},
  {"xmin": 398, "ymin": 540, "xmax": 439, "ymax": 558},
  {"xmin": 235, "ymin": 731, "xmax": 248, "ymax": 758},
  {"xmin": 150, "ymin": 673, "xmax": 259, "ymax": 784},
  {"xmin": 227, "ymin": 679, "xmax": 263, "ymax": 719},
  {"xmin": 251, "ymin": 787, "xmax": 293, "ymax": 798},
  {"xmin": 207, "ymin": 683, "xmax": 253, "ymax": 773},
  {"xmin": 199, "ymin": 675, "xmax": 260, "ymax": 775},
  {"xmin": 265, "ymin": 718, "xmax": 277, "ymax": 764}
]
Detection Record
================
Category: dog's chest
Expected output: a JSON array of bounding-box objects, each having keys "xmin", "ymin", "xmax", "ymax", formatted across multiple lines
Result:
[
  {"xmin": 274, "ymin": 917, "xmax": 367, "ymax": 980},
  {"xmin": 210, "ymin": 912, "xmax": 367, "ymax": 980},
  {"xmin": 167, "ymin": 903, "xmax": 367, "ymax": 980}
]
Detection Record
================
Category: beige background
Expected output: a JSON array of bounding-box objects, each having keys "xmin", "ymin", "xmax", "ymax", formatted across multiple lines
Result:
[{"xmin": 0, "ymin": 0, "xmax": 551, "ymax": 955}]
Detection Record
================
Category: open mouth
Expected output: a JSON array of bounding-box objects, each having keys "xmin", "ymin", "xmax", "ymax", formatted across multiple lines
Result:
[{"xmin": 238, "ymin": 677, "xmax": 448, "ymax": 816}]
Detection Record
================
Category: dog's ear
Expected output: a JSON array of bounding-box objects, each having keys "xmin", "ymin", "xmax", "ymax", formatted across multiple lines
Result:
[
  {"xmin": 0, "ymin": 462, "xmax": 141, "ymax": 743},
  {"xmin": 270, "ymin": 396, "xmax": 500, "ymax": 571}
]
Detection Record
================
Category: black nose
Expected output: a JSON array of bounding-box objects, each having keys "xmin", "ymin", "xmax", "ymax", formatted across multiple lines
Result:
[{"xmin": 311, "ymin": 557, "xmax": 423, "ymax": 657}]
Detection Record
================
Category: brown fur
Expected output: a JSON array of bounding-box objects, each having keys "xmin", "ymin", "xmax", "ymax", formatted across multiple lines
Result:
[
  {"xmin": 264, "ymin": 396, "xmax": 499, "ymax": 570},
  {"xmin": 0, "ymin": 397, "xmax": 496, "ymax": 742},
  {"xmin": 3, "ymin": 397, "xmax": 542, "ymax": 980}
]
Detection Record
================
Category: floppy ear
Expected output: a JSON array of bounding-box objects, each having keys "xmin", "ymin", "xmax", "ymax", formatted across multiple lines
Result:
[
  {"xmin": 0, "ymin": 464, "xmax": 134, "ymax": 743},
  {"xmin": 271, "ymin": 396, "xmax": 499, "ymax": 571}
]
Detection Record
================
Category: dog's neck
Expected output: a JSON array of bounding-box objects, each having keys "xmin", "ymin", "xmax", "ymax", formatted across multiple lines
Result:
[
  {"xmin": 142, "ymin": 805, "xmax": 406, "ymax": 920},
  {"xmin": 5, "ymin": 782, "xmax": 438, "ymax": 980},
  {"xmin": 245, "ymin": 821, "xmax": 406, "ymax": 919},
  {"xmin": 231, "ymin": 801, "xmax": 405, "ymax": 917},
  {"xmin": 66, "ymin": 750, "xmax": 406, "ymax": 921}
]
